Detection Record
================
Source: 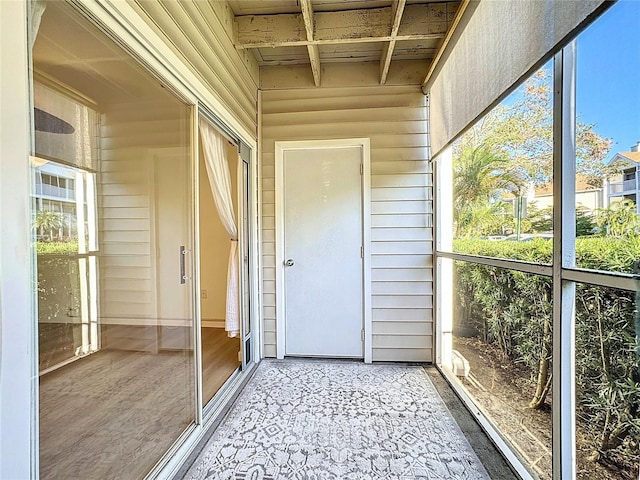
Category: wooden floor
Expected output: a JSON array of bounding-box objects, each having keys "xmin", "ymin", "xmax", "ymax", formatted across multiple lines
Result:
[
  {"xmin": 202, "ymin": 327, "xmax": 241, "ymax": 405},
  {"xmin": 39, "ymin": 327, "xmax": 240, "ymax": 480}
]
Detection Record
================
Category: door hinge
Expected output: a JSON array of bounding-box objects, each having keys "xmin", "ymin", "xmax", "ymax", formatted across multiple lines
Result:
[
  {"xmin": 360, "ymin": 246, "xmax": 364, "ymax": 258},
  {"xmin": 361, "ymin": 329, "xmax": 365, "ymax": 341},
  {"xmin": 360, "ymin": 163, "xmax": 364, "ymax": 175}
]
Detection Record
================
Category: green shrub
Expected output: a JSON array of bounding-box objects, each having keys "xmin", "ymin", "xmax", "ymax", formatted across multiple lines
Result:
[
  {"xmin": 453, "ymin": 237, "xmax": 640, "ymax": 471},
  {"xmin": 36, "ymin": 241, "xmax": 79, "ymax": 256}
]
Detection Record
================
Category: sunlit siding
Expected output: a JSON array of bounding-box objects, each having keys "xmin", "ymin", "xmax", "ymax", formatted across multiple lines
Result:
[
  {"xmin": 261, "ymin": 85, "xmax": 433, "ymax": 361},
  {"xmin": 130, "ymin": 0, "xmax": 259, "ymax": 134}
]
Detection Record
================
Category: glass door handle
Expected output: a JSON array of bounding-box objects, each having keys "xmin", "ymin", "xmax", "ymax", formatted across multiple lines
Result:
[{"xmin": 180, "ymin": 246, "xmax": 187, "ymax": 284}]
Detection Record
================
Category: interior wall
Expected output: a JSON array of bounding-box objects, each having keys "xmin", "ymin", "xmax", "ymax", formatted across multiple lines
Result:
[
  {"xmin": 261, "ymin": 85, "xmax": 433, "ymax": 362},
  {"xmin": 199, "ymin": 141, "xmax": 239, "ymax": 323}
]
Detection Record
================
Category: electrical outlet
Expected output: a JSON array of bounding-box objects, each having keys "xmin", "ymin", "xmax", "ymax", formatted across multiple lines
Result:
[{"xmin": 201, "ymin": 289, "xmax": 207, "ymax": 299}]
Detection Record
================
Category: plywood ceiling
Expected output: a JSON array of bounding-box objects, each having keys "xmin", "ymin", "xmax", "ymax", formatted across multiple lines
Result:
[{"xmin": 229, "ymin": 0, "xmax": 464, "ymax": 86}]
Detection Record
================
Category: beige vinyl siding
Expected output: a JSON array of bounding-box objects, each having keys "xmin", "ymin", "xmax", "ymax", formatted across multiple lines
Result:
[
  {"xmin": 130, "ymin": 0, "xmax": 259, "ymax": 134},
  {"xmin": 261, "ymin": 85, "xmax": 433, "ymax": 362},
  {"xmin": 98, "ymin": 101, "xmax": 188, "ymax": 326}
]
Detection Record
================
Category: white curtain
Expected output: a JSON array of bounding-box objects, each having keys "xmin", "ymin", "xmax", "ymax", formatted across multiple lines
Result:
[
  {"xmin": 199, "ymin": 118, "xmax": 239, "ymax": 337},
  {"xmin": 29, "ymin": 0, "xmax": 47, "ymax": 50}
]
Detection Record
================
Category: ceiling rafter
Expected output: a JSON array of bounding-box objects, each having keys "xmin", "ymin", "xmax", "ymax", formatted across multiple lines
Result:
[
  {"xmin": 379, "ymin": 0, "xmax": 406, "ymax": 85},
  {"xmin": 421, "ymin": 0, "xmax": 469, "ymax": 92},
  {"xmin": 299, "ymin": 0, "xmax": 321, "ymax": 87},
  {"xmin": 234, "ymin": 4, "xmax": 449, "ymax": 49}
]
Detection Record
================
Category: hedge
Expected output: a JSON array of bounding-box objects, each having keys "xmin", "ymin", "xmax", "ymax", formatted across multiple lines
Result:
[{"xmin": 453, "ymin": 237, "xmax": 640, "ymax": 473}]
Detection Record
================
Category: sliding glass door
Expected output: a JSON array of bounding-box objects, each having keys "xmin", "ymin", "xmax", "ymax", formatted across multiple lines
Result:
[{"xmin": 32, "ymin": 3, "xmax": 196, "ymax": 478}]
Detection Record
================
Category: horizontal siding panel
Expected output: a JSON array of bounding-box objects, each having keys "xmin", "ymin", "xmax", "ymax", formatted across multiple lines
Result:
[
  {"xmin": 263, "ymin": 280, "xmax": 276, "ymax": 293},
  {"xmin": 262, "ymin": 242, "xmax": 275, "ymax": 256},
  {"xmin": 101, "ymin": 183, "xmax": 151, "ymax": 197},
  {"xmin": 262, "ymin": 216, "xmax": 275, "ymax": 229},
  {"xmin": 102, "ymin": 278, "xmax": 152, "ymax": 292},
  {"xmin": 371, "ymin": 149, "xmax": 429, "ymax": 163},
  {"xmin": 100, "ymin": 304, "xmax": 153, "ymax": 317},
  {"xmin": 263, "ymin": 307, "xmax": 276, "ymax": 319},
  {"xmin": 372, "ymin": 268, "xmax": 432, "ymax": 282},
  {"xmin": 372, "ymin": 295, "xmax": 432, "ymax": 309},
  {"xmin": 102, "ymin": 290, "xmax": 152, "ymax": 305},
  {"xmin": 263, "ymin": 293, "xmax": 276, "ymax": 307},
  {"xmin": 262, "ymin": 85, "xmax": 421, "ymax": 102},
  {"xmin": 263, "ymin": 256, "xmax": 276, "ymax": 268},
  {"xmin": 101, "ymin": 243, "xmax": 150, "ymax": 256},
  {"xmin": 263, "ymin": 267, "xmax": 275, "ymax": 281},
  {"xmin": 101, "ymin": 132, "xmax": 185, "ymax": 150},
  {"xmin": 262, "ymin": 120, "xmax": 426, "ymax": 140},
  {"xmin": 371, "ymin": 174, "xmax": 431, "ymax": 188},
  {"xmin": 371, "ymin": 254, "xmax": 432, "ymax": 269},
  {"xmin": 262, "ymin": 177, "xmax": 275, "ymax": 191},
  {"xmin": 100, "ymin": 255, "xmax": 151, "ymax": 268},
  {"xmin": 372, "ymin": 348, "xmax": 431, "ymax": 362},
  {"xmin": 101, "ymin": 218, "xmax": 149, "ymax": 232},
  {"xmin": 101, "ymin": 207, "xmax": 150, "ymax": 219},
  {"xmin": 371, "ymin": 187, "xmax": 429, "ymax": 201},
  {"xmin": 263, "ymin": 191, "xmax": 275, "ymax": 204},
  {"xmin": 262, "ymin": 93, "xmax": 425, "ymax": 113},
  {"xmin": 100, "ymin": 230, "xmax": 149, "ymax": 243},
  {"xmin": 370, "ymin": 134, "xmax": 429, "ymax": 149},
  {"xmin": 262, "ymin": 107, "xmax": 426, "ymax": 125},
  {"xmin": 263, "ymin": 331, "xmax": 277, "ymax": 345},
  {"xmin": 262, "ymin": 164, "xmax": 275, "ymax": 178},
  {"xmin": 100, "ymin": 195, "xmax": 149, "ymax": 208},
  {"xmin": 100, "ymin": 170, "xmax": 149, "ymax": 184},
  {"xmin": 371, "ymin": 161, "xmax": 430, "ymax": 174},
  {"xmin": 371, "ymin": 241, "xmax": 431, "ymax": 255},
  {"xmin": 101, "ymin": 267, "xmax": 152, "ymax": 280},
  {"xmin": 372, "ymin": 334, "xmax": 431, "ymax": 349},
  {"xmin": 264, "ymin": 344, "xmax": 277, "ymax": 357},
  {"xmin": 371, "ymin": 282, "xmax": 432, "ymax": 295},
  {"xmin": 372, "ymin": 308, "xmax": 432, "ymax": 321},
  {"xmin": 262, "ymin": 204, "xmax": 275, "ymax": 217},
  {"xmin": 372, "ymin": 322, "xmax": 433, "ymax": 336},
  {"xmin": 371, "ymin": 214, "xmax": 428, "ymax": 228},
  {"xmin": 263, "ymin": 230, "xmax": 275, "ymax": 242},
  {"xmin": 371, "ymin": 227, "xmax": 432, "ymax": 241},
  {"xmin": 371, "ymin": 200, "xmax": 431, "ymax": 215},
  {"xmin": 264, "ymin": 319, "xmax": 276, "ymax": 333}
]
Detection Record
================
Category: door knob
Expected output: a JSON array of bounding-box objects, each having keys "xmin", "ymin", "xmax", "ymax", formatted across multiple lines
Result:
[{"xmin": 285, "ymin": 259, "xmax": 295, "ymax": 267}]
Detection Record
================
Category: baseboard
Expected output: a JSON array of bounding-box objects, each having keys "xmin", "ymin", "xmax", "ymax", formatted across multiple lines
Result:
[{"xmin": 202, "ymin": 320, "xmax": 224, "ymax": 328}]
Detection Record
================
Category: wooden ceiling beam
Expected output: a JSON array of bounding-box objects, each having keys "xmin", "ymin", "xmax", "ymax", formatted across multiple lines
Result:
[
  {"xmin": 380, "ymin": 0, "xmax": 406, "ymax": 85},
  {"xmin": 421, "ymin": 0, "xmax": 469, "ymax": 93},
  {"xmin": 235, "ymin": 4, "xmax": 452, "ymax": 49},
  {"xmin": 300, "ymin": 0, "xmax": 321, "ymax": 87}
]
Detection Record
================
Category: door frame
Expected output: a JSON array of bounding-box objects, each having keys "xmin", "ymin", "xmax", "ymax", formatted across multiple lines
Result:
[{"xmin": 275, "ymin": 138, "xmax": 372, "ymax": 363}]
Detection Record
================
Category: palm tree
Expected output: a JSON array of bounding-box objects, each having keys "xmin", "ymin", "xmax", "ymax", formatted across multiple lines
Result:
[
  {"xmin": 33, "ymin": 210, "xmax": 63, "ymax": 240},
  {"xmin": 453, "ymin": 145, "xmax": 522, "ymax": 237}
]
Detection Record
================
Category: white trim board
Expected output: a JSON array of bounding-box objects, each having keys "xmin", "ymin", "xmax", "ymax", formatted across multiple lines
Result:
[{"xmin": 274, "ymin": 138, "xmax": 372, "ymax": 363}]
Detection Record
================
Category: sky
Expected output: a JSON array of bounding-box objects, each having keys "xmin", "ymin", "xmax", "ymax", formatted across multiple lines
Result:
[{"xmin": 575, "ymin": 0, "xmax": 640, "ymax": 155}]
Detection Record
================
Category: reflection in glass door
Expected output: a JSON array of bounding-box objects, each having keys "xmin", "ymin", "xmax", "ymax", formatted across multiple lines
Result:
[{"xmin": 33, "ymin": 3, "xmax": 196, "ymax": 479}]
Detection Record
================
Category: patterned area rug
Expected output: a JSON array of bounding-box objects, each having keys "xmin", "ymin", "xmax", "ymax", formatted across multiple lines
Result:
[{"xmin": 184, "ymin": 360, "xmax": 490, "ymax": 479}]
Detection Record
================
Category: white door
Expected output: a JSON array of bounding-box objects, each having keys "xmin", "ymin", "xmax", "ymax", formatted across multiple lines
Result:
[{"xmin": 283, "ymin": 146, "xmax": 363, "ymax": 357}]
